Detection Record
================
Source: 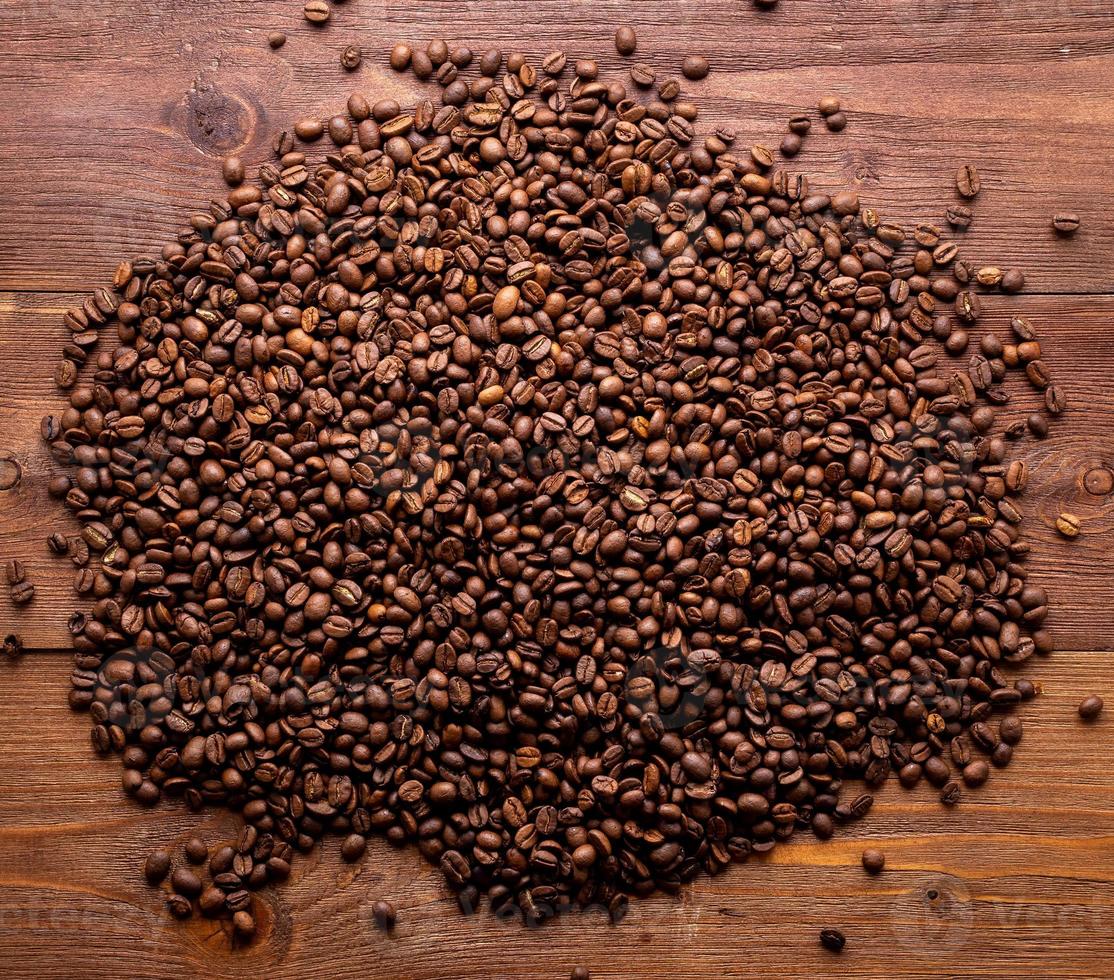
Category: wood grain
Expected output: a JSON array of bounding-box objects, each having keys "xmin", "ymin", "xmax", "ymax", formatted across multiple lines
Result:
[
  {"xmin": 2, "ymin": 0, "xmax": 1114, "ymax": 977},
  {"xmin": 0, "ymin": 1, "xmax": 1112, "ymax": 293}
]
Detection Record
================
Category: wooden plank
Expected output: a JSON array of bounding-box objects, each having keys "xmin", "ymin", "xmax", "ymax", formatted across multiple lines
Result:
[
  {"xmin": 3, "ymin": 289, "xmax": 1112, "ymax": 651},
  {"xmin": 1, "ymin": 652, "xmax": 1111, "ymax": 979},
  {"xmin": 0, "ymin": 1, "xmax": 1112, "ymax": 292}
]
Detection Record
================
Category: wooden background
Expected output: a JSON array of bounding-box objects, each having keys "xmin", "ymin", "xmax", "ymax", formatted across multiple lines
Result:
[{"xmin": 2, "ymin": 1, "xmax": 1113, "ymax": 976}]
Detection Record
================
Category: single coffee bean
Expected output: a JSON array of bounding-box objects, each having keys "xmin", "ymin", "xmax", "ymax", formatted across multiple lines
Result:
[
  {"xmin": 268, "ymin": 32, "xmax": 287, "ymax": 50},
  {"xmin": 861, "ymin": 848, "xmax": 885, "ymax": 874},
  {"xmin": 956, "ymin": 163, "xmax": 981, "ymax": 198},
  {"xmin": 171, "ymin": 867, "xmax": 202, "ymax": 896},
  {"xmin": 166, "ymin": 894, "xmax": 193, "ymax": 919},
  {"xmin": 682, "ymin": 56, "xmax": 710, "ymax": 80},
  {"xmin": 630, "ymin": 64, "xmax": 655, "ymax": 88},
  {"xmin": 341, "ymin": 45, "xmax": 362, "ymax": 71},
  {"xmin": 1001, "ymin": 268, "xmax": 1025, "ymax": 293},
  {"xmin": 222, "ymin": 156, "xmax": 244, "ymax": 187},
  {"xmin": 184, "ymin": 837, "xmax": 208, "ymax": 864},
  {"xmin": 824, "ymin": 111, "xmax": 847, "ymax": 132},
  {"xmin": 233, "ymin": 910, "xmax": 256, "ymax": 937},
  {"xmin": 144, "ymin": 849, "xmax": 172, "ymax": 884},
  {"xmin": 571, "ymin": 969, "xmax": 590, "ymax": 980},
  {"xmin": 294, "ymin": 117, "xmax": 324, "ymax": 141},
  {"xmin": 2, "ymin": 633, "xmax": 23, "ymax": 659},
  {"xmin": 946, "ymin": 204, "xmax": 973, "ymax": 229},
  {"xmin": 341, "ymin": 833, "xmax": 367, "ymax": 862},
  {"xmin": 303, "ymin": 0, "xmax": 330, "ymax": 25},
  {"xmin": 427, "ymin": 38, "xmax": 449, "ymax": 66},
  {"xmin": 818, "ymin": 96, "xmax": 840, "ymax": 116},
  {"xmin": 1055, "ymin": 513, "xmax": 1081, "ymax": 538},
  {"xmin": 1079, "ymin": 695, "xmax": 1104, "ymax": 720},
  {"xmin": 389, "ymin": 43, "xmax": 412, "ymax": 71},
  {"xmin": 1051, "ymin": 212, "xmax": 1080, "ymax": 234},
  {"xmin": 820, "ymin": 928, "xmax": 846, "ymax": 953},
  {"xmin": 372, "ymin": 900, "xmax": 396, "ymax": 931},
  {"xmin": 614, "ymin": 27, "xmax": 637, "ymax": 55},
  {"xmin": 9, "ymin": 581, "xmax": 34, "ymax": 605},
  {"xmin": 780, "ymin": 133, "xmax": 801, "ymax": 157},
  {"xmin": 6, "ymin": 559, "xmax": 25, "ymax": 585}
]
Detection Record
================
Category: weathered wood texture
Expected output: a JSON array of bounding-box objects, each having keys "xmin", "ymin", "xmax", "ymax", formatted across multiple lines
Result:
[
  {"xmin": 1, "ymin": 1, "xmax": 1114, "ymax": 978},
  {"xmin": 0, "ymin": 1, "xmax": 1113, "ymax": 293}
]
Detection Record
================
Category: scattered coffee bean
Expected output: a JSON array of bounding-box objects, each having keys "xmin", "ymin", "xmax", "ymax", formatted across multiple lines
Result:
[
  {"xmin": 630, "ymin": 63, "xmax": 655, "ymax": 87},
  {"xmin": 372, "ymin": 900, "xmax": 396, "ymax": 932},
  {"xmin": 2, "ymin": 633, "xmax": 23, "ymax": 660},
  {"xmin": 861, "ymin": 849, "xmax": 885, "ymax": 874},
  {"xmin": 389, "ymin": 43, "xmax": 412, "ymax": 71},
  {"xmin": 614, "ymin": 27, "xmax": 637, "ymax": 56},
  {"xmin": 1052, "ymin": 212, "xmax": 1080, "ymax": 235},
  {"xmin": 232, "ymin": 910, "xmax": 256, "ymax": 938},
  {"xmin": 144, "ymin": 849, "xmax": 172, "ymax": 884},
  {"xmin": 956, "ymin": 163, "xmax": 981, "ymax": 198},
  {"xmin": 571, "ymin": 969, "xmax": 590, "ymax": 980},
  {"xmin": 818, "ymin": 96, "xmax": 840, "ymax": 116},
  {"xmin": 184, "ymin": 837, "xmax": 208, "ymax": 864},
  {"xmin": 341, "ymin": 833, "xmax": 367, "ymax": 862},
  {"xmin": 1056, "ymin": 513, "xmax": 1081, "ymax": 538},
  {"xmin": 682, "ymin": 55, "xmax": 710, "ymax": 80},
  {"xmin": 1079, "ymin": 695, "xmax": 1104, "ymax": 720},
  {"xmin": 221, "ymin": 156, "xmax": 244, "ymax": 187},
  {"xmin": 820, "ymin": 928, "xmax": 846, "ymax": 953},
  {"xmin": 824, "ymin": 111, "xmax": 847, "ymax": 132},
  {"xmin": 268, "ymin": 32, "xmax": 286, "ymax": 50},
  {"xmin": 946, "ymin": 204, "xmax": 974, "ymax": 229},
  {"xmin": 341, "ymin": 45, "xmax": 362, "ymax": 71},
  {"xmin": 6, "ymin": 559, "xmax": 25, "ymax": 585},
  {"xmin": 9, "ymin": 580, "xmax": 34, "ymax": 605},
  {"xmin": 166, "ymin": 894, "xmax": 193, "ymax": 919},
  {"xmin": 303, "ymin": 0, "xmax": 330, "ymax": 25}
]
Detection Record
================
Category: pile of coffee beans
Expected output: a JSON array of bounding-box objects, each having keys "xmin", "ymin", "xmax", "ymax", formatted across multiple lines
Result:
[{"xmin": 48, "ymin": 37, "xmax": 1058, "ymax": 934}]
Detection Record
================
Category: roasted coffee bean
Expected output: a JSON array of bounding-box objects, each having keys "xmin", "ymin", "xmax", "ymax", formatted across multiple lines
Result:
[
  {"xmin": 184, "ymin": 837, "xmax": 208, "ymax": 864},
  {"xmin": 9, "ymin": 580, "xmax": 34, "ymax": 605},
  {"xmin": 630, "ymin": 63, "xmax": 655, "ymax": 87},
  {"xmin": 303, "ymin": 0, "xmax": 329, "ymax": 25},
  {"xmin": 1056, "ymin": 513, "xmax": 1081, "ymax": 538},
  {"xmin": 818, "ymin": 96, "xmax": 841, "ymax": 116},
  {"xmin": 389, "ymin": 43, "xmax": 412, "ymax": 71},
  {"xmin": 1079, "ymin": 695, "xmax": 1104, "ymax": 720},
  {"xmin": 861, "ymin": 849, "xmax": 885, "ymax": 874},
  {"xmin": 946, "ymin": 204, "xmax": 973, "ymax": 229},
  {"xmin": 956, "ymin": 163, "xmax": 981, "ymax": 198},
  {"xmin": 614, "ymin": 27, "xmax": 637, "ymax": 55},
  {"xmin": 682, "ymin": 55, "xmax": 710, "ymax": 80},
  {"xmin": 221, "ymin": 155, "xmax": 244, "ymax": 187},
  {"xmin": 820, "ymin": 928, "xmax": 846, "ymax": 953},
  {"xmin": 144, "ymin": 848, "xmax": 172, "ymax": 884},
  {"xmin": 341, "ymin": 45, "xmax": 362, "ymax": 71},
  {"xmin": 2, "ymin": 633, "xmax": 23, "ymax": 660},
  {"xmin": 571, "ymin": 969, "xmax": 590, "ymax": 980},
  {"xmin": 824, "ymin": 111, "xmax": 847, "ymax": 132},
  {"xmin": 372, "ymin": 900, "xmax": 396, "ymax": 932},
  {"xmin": 1051, "ymin": 212, "xmax": 1080, "ymax": 234},
  {"xmin": 166, "ymin": 894, "xmax": 193, "ymax": 919}
]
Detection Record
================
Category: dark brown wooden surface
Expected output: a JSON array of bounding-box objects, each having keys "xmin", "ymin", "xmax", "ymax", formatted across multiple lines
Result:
[{"xmin": 1, "ymin": 1, "xmax": 1113, "ymax": 977}]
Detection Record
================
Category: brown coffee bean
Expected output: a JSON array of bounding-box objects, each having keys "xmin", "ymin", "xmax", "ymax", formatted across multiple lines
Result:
[
  {"xmin": 341, "ymin": 45, "xmax": 362, "ymax": 71},
  {"xmin": 372, "ymin": 900, "xmax": 396, "ymax": 931},
  {"xmin": 144, "ymin": 849, "xmax": 172, "ymax": 884},
  {"xmin": 824, "ymin": 111, "xmax": 847, "ymax": 132},
  {"xmin": 389, "ymin": 43, "xmax": 412, "ymax": 71},
  {"xmin": 630, "ymin": 63, "xmax": 655, "ymax": 87},
  {"xmin": 1079, "ymin": 695, "xmax": 1104, "ymax": 720},
  {"xmin": 614, "ymin": 27, "xmax": 637, "ymax": 56},
  {"xmin": 184, "ymin": 837, "xmax": 208, "ymax": 864},
  {"xmin": 956, "ymin": 164, "xmax": 981, "ymax": 198},
  {"xmin": 682, "ymin": 56, "xmax": 710, "ymax": 80},
  {"xmin": 303, "ymin": 0, "xmax": 330, "ymax": 25},
  {"xmin": 1051, "ymin": 212, "xmax": 1080, "ymax": 234},
  {"xmin": 820, "ymin": 928, "xmax": 846, "ymax": 953},
  {"xmin": 268, "ymin": 32, "xmax": 286, "ymax": 50},
  {"xmin": 818, "ymin": 96, "xmax": 841, "ymax": 116},
  {"xmin": 1055, "ymin": 513, "xmax": 1081, "ymax": 538},
  {"xmin": 222, "ymin": 156, "xmax": 244, "ymax": 187},
  {"xmin": 861, "ymin": 848, "xmax": 885, "ymax": 874}
]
